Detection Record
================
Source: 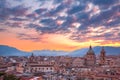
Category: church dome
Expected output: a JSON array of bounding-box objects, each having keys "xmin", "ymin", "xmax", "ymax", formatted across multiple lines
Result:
[{"xmin": 87, "ymin": 46, "xmax": 95, "ymax": 55}]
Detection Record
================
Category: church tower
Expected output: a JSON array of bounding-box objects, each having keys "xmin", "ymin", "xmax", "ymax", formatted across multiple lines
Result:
[
  {"xmin": 99, "ymin": 47, "xmax": 106, "ymax": 65},
  {"xmin": 84, "ymin": 45, "xmax": 96, "ymax": 66},
  {"xmin": 29, "ymin": 53, "xmax": 35, "ymax": 62}
]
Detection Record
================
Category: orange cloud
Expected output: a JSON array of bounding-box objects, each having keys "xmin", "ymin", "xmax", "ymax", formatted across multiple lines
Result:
[{"xmin": 0, "ymin": 28, "xmax": 120, "ymax": 51}]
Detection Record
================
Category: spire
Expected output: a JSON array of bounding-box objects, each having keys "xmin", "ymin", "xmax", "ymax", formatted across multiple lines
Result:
[
  {"xmin": 31, "ymin": 53, "xmax": 34, "ymax": 58},
  {"xmin": 90, "ymin": 45, "xmax": 92, "ymax": 49},
  {"xmin": 29, "ymin": 53, "xmax": 35, "ymax": 62},
  {"xmin": 101, "ymin": 46, "xmax": 105, "ymax": 53}
]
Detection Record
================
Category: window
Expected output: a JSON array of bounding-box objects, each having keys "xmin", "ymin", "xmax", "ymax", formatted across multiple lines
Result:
[{"xmin": 51, "ymin": 67, "xmax": 53, "ymax": 70}]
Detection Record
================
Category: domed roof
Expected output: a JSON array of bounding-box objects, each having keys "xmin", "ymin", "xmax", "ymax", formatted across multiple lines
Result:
[{"xmin": 87, "ymin": 46, "xmax": 95, "ymax": 55}]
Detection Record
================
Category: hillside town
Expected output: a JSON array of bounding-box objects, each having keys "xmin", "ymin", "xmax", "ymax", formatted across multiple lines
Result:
[{"xmin": 0, "ymin": 46, "xmax": 120, "ymax": 80}]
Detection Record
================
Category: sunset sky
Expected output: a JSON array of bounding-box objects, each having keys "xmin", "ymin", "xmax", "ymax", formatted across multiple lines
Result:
[{"xmin": 0, "ymin": 0, "xmax": 120, "ymax": 51}]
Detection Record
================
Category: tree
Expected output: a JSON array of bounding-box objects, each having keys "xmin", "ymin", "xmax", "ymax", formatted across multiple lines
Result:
[
  {"xmin": 3, "ymin": 74, "xmax": 20, "ymax": 80},
  {"xmin": 0, "ymin": 72, "xmax": 6, "ymax": 77}
]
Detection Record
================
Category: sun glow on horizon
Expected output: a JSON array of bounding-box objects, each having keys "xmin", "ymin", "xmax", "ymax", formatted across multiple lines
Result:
[{"xmin": 0, "ymin": 30, "xmax": 120, "ymax": 52}]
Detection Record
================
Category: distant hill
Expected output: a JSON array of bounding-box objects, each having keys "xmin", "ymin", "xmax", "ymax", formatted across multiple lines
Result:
[
  {"xmin": 0, "ymin": 45, "xmax": 30, "ymax": 56},
  {"xmin": 0, "ymin": 45, "xmax": 120, "ymax": 56},
  {"xmin": 32, "ymin": 50, "xmax": 68, "ymax": 56},
  {"xmin": 69, "ymin": 46, "xmax": 120, "ymax": 57},
  {"xmin": 0, "ymin": 45, "xmax": 68, "ymax": 56}
]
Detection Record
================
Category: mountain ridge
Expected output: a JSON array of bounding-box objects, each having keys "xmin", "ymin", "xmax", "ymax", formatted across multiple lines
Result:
[
  {"xmin": 0, "ymin": 45, "xmax": 120, "ymax": 56},
  {"xmin": 0, "ymin": 45, "xmax": 30, "ymax": 56}
]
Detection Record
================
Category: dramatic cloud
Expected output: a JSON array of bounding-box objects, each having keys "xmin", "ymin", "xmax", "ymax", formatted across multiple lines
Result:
[
  {"xmin": 0, "ymin": 28, "xmax": 7, "ymax": 32},
  {"xmin": 17, "ymin": 33, "xmax": 40, "ymax": 42},
  {"xmin": 0, "ymin": 0, "xmax": 120, "ymax": 51}
]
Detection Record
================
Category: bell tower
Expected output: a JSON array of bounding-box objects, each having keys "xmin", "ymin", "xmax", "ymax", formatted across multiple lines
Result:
[{"xmin": 99, "ymin": 47, "xmax": 106, "ymax": 65}]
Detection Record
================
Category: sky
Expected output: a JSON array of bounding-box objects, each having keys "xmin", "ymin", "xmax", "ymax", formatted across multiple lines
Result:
[{"xmin": 0, "ymin": 0, "xmax": 120, "ymax": 51}]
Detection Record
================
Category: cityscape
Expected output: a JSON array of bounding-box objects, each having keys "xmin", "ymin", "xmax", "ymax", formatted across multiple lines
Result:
[
  {"xmin": 0, "ymin": 46, "xmax": 120, "ymax": 80},
  {"xmin": 0, "ymin": 0, "xmax": 120, "ymax": 80}
]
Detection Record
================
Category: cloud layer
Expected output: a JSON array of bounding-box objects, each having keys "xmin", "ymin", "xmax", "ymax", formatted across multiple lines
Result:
[{"xmin": 0, "ymin": 0, "xmax": 120, "ymax": 51}]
